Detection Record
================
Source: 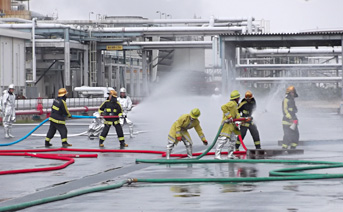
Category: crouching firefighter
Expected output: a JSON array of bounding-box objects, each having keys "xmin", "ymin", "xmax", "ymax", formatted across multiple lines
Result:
[
  {"xmin": 45, "ymin": 88, "xmax": 72, "ymax": 148},
  {"xmin": 166, "ymin": 108, "xmax": 208, "ymax": 159},
  {"xmin": 98, "ymin": 90, "xmax": 128, "ymax": 148},
  {"xmin": 215, "ymin": 90, "xmax": 241, "ymax": 160},
  {"xmin": 236, "ymin": 91, "xmax": 261, "ymax": 151},
  {"xmin": 282, "ymin": 86, "xmax": 299, "ymax": 149}
]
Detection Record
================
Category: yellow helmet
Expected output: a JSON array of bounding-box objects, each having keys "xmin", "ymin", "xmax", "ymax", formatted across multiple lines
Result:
[
  {"xmin": 245, "ymin": 91, "xmax": 253, "ymax": 99},
  {"xmin": 58, "ymin": 88, "xmax": 68, "ymax": 97},
  {"xmin": 230, "ymin": 90, "xmax": 240, "ymax": 100},
  {"xmin": 109, "ymin": 90, "xmax": 117, "ymax": 97},
  {"xmin": 190, "ymin": 108, "xmax": 201, "ymax": 119}
]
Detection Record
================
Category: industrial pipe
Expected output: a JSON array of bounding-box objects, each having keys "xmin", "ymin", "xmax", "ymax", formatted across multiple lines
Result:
[
  {"xmin": 39, "ymin": 17, "xmax": 251, "ymax": 25},
  {"xmin": 74, "ymin": 86, "xmax": 113, "ymax": 97}
]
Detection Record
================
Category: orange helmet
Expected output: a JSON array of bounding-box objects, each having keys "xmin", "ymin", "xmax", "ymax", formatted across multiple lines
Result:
[
  {"xmin": 109, "ymin": 90, "xmax": 117, "ymax": 97},
  {"xmin": 245, "ymin": 91, "xmax": 253, "ymax": 99},
  {"xmin": 286, "ymin": 86, "xmax": 298, "ymax": 97},
  {"xmin": 58, "ymin": 88, "xmax": 68, "ymax": 97}
]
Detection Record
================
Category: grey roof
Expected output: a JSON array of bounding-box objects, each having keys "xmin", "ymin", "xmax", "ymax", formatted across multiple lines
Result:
[{"xmin": 220, "ymin": 31, "xmax": 343, "ymax": 48}]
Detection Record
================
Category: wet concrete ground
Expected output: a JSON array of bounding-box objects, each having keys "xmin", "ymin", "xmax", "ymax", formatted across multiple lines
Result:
[{"xmin": 1, "ymin": 100, "xmax": 343, "ymax": 211}]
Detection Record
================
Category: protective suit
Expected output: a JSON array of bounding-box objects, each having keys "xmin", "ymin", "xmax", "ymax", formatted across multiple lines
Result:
[
  {"xmin": 282, "ymin": 86, "xmax": 299, "ymax": 149},
  {"xmin": 2, "ymin": 85, "xmax": 16, "ymax": 138},
  {"xmin": 87, "ymin": 112, "xmax": 104, "ymax": 139},
  {"xmin": 215, "ymin": 90, "xmax": 241, "ymax": 160},
  {"xmin": 117, "ymin": 87, "xmax": 134, "ymax": 137},
  {"xmin": 98, "ymin": 90, "xmax": 128, "ymax": 148},
  {"xmin": 236, "ymin": 91, "xmax": 261, "ymax": 150},
  {"xmin": 166, "ymin": 108, "xmax": 208, "ymax": 159},
  {"xmin": 45, "ymin": 88, "xmax": 72, "ymax": 148}
]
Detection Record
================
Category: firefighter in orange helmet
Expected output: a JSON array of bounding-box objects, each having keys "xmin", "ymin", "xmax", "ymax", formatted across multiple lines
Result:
[
  {"xmin": 282, "ymin": 86, "xmax": 299, "ymax": 149},
  {"xmin": 45, "ymin": 88, "xmax": 72, "ymax": 148},
  {"xmin": 236, "ymin": 91, "xmax": 261, "ymax": 150},
  {"xmin": 98, "ymin": 90, "xmax": 128, "ymax": 149}
]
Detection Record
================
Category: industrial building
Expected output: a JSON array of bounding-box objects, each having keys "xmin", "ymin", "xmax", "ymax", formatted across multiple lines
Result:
[{"xmin": 0, "ymin": 0, "xmax": 342, "ymax": 104}]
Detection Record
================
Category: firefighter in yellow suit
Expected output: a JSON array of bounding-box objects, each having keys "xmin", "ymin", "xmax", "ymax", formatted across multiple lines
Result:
[
  {"xmin": 166, "ymin": 108, "xmax": 208, "ymax": 159},
  {"xmin": 215, "ymin": 90, "xmax": 241, "ymax": 160}
]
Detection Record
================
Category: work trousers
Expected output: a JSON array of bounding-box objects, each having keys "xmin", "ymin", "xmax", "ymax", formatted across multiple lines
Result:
[
  {"xmin": 236, "ymin": 124, "xmax": 261, "ymax": 149},
  {"xmin": 100, "ymin": 121, "xmax": 125, "ymax": 144},
  {"xmin": 282, "ymin": 124, "xmax": 299, "ymax": 149},
  {"xmin": 45, "ymin": 121, "xmax": 68, "ymax": 142}
]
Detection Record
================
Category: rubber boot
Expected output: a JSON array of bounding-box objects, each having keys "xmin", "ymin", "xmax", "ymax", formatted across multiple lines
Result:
[
  {"xmin": 99, "ymin": 140, "xmax": 104, "ymax": 147},
  {"xmin": 8, "ymin": 128, "xmax": 14, "ymax": 138},
  {"xmin": 255, "ymin": 144, "xmax": 261, "ymax": 149},
  {"xmin": 235, "ymin": 143, "xmax": 240, "ymax": 151},
  {"xmin": 186, "ymin": 145, "xmax": 193, "ymax": 159},
  {"xmin": 214, "ymin": 137, "xmax": 227, "ymax": 160},
  {"xmin": 120, "ymin": 142, "xmax": 128, "ymax": 149},
  {"xmin": 129, "ymin": 126, "xmax": 134, "ymax": 138},
  {"xmin": 227, "ymin": 141, "xmax": 235, "ymax": 159},
  {"xmin": 4, "ymin": 128, "xmax": 9, "ymax": 139},
  {"xmin": 62, "ymin": 142, "xmax": 72, "ymax": 148},
  {"xmin": 166, "ymin": 149, "xmax": 171, "ymax": 159},
  {"xmin": 45, "ymin": 141, "xmax": 52, "ymax": 147}
]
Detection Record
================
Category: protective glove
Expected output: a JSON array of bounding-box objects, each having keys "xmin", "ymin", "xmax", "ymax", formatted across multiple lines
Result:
[
  {"xmin": 202, "ymin": 140, "xmax": 208, "ymax": 145},
  {"xmin": 224, "ymin": 117, "xmax": 233, "ymax": 123},
  {"xmin": 95, "ymin": 113, "xmax": 100, "ymax": 118},
  {"xmin": 290, "ymin": 120, "xmax": 298, "ymax": 130},
  {"xmin": 176, "ymin": 136, "xmax": 182, "ymax": 141},
  {"xmin": 244, "ymin": 117, "xmax": 253, "ymax": 122}
]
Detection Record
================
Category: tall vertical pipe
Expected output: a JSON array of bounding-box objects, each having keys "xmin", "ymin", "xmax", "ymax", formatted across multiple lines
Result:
[{"xmin": 31, "ymin": 18, "xmax": 37, "ymax": 83}]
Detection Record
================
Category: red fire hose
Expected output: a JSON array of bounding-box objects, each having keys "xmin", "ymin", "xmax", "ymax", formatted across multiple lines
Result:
[{"xmin": 0, "ymin": 152, "xmax": 97, "ymax": 175}]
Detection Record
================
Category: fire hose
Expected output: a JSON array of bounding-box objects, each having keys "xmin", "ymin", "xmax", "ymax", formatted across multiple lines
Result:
[
  {"xmin": 1, "ymin": 159, "xmax": 343, "ymax": 211},
  {"xmin": 0, "ymin": 115, "xmax": 119, "ymax": 146}
]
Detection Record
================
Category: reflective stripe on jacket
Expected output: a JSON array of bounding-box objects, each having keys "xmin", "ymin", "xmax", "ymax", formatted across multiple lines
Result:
[
  {"xmin": 49, "ymin": 97, "xmax": 71, "ymax": 124},
  {"xmin": 238, "ymin": 98, "xmax": 256, "ymax": 127},
  {"xmin": 99, "ymin": 98, "xmax": 123, "ymax": 122},
  {"xmin": 220, "ymin": 100, "xmax": 241, "ymax": 137},
  {"xmin": 282, "ymin": 94, "xmax": 298, "ymax": 125},
  {"xmin": 168, "ymin": 114, "xmax": 206, "ymax": 144}
]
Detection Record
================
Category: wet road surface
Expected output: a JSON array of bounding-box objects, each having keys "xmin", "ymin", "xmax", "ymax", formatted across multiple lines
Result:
[{"xmin": 1, "ymin": 100, "xmax": 343, "ymax": 211}]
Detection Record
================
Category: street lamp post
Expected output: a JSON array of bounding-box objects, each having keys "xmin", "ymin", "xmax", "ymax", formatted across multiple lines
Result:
[
  {"xmin": 156, "ymin": 11, "xmax": 162, "ymax": 19},
  {"xmin": 89, "ymin": 12, "xmax": 94, "ymax": 21}
]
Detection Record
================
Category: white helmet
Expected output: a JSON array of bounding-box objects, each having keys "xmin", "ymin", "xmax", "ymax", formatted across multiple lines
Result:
[
  {"xmin": 8, "ymin": 84, "xmax": 15, "ymax": 89},
  {"xmin": 108, "ymin": 87, "xmax": 115, "ymax": 92},
  {"xmin": 120, "ymin": 87, "xmax": 126, "ymax": 93}
]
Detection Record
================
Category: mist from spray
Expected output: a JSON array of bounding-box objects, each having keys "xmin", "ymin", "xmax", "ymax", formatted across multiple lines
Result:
[
  {"xmin": 131, "ymin": 69, "xmax": 229, "ymax": 149},
  {"xmin": 131, "ymin": 67, "xmax": 342, "ymax": 151}
]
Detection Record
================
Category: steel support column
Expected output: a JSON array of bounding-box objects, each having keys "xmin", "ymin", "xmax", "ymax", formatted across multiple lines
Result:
[
  {"xmin": 83, "ymin": 48, "xmax": 89, "ymax": 86},
  {"xmin": 64, "ymin": 29, "xmax": 71, "ymax": 86},
  {"xmin": 340, "ymin": 39, "xmax": 343, "ymax": 114},
  {"xmin": 142, "ymin": 50, "xmax": 148, "ymax": 96},
  {"xmin": 96, "ymin": 50, "xmax": 103, "ymax": 86}
]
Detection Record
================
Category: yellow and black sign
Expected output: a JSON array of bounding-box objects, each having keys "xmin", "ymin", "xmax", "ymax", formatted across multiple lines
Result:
[{"xmin": 106, "ymin": 45, "xmax": 123, "ymax": 51}]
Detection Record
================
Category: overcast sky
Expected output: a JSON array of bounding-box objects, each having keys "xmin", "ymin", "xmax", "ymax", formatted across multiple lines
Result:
[{"xmin": 30, "ymin": 0, "xmax": 343, "ymax": 33}]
